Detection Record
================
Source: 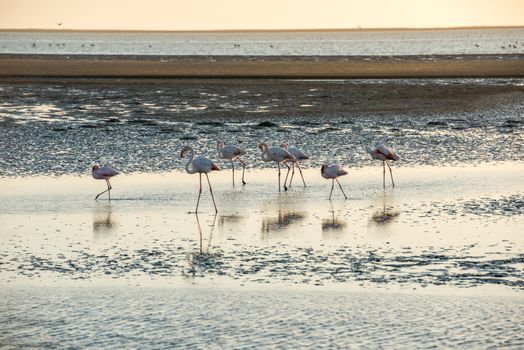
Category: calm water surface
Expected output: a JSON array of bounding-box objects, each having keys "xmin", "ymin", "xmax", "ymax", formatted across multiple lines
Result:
[{"xmin": 1, "ymin": 28, "xmax": 524, "ymax": 56}]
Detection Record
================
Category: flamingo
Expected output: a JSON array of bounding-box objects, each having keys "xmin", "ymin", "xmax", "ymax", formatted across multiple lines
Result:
[
  {"xmin": 365, "ymin": 145, "xmax": 400, "ymax": 189},
  {"xmin": 280, "ymin": 143, "xmax": 309, "ymax": 188},
  {"xmin": 258, "ymin": 143, "xmax": 295, "ymax": 192},
  {"xmin": 217, "ymin": 140, "xmax": 247, "ymax": 186},
  {"xmin": 92, "ymin": 165, "xmax": 119, "ymax": 200},
  {"xmin": 181, "ymin": 146, "xmax": 220, "ymax": 213},
  {"xmin": 321, "ymin": 163, "xmax": 348, "ymax": 200}
]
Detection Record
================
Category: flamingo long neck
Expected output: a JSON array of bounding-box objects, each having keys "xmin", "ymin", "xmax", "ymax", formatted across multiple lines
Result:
[
  {"xmin": 217, "ymin": 141, "xmax": 224, "ymax": 157},
  {"xmin": 184, "ymin": 148, "xmax": 197, "ymax": 174},
  {"xmin": 259, "ymin": 143, "xmax": 270, "ymax": 162}
]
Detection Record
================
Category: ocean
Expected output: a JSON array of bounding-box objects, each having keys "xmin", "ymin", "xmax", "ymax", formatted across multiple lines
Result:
[{"xmin": 1, "ymin": 28, "xmax": 524, "ymax": 56}]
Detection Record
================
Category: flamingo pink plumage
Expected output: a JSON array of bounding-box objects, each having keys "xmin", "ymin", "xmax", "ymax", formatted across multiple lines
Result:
[
  {"xmin": 217, "ymin": 140, "xmax": 247, "ymax": 186},
  {"xmin": 321, "ymin": 163, "xmax": 348, "ymax": 200},
  {"xmin": 181, "ymin": 146, "xmax": 220, "ymax": 213},
  {"xmin": 92, "ymin": 164, "xmax": 119, "ymax": 200},
  {"xmin": 366, "ymin": 145, "xmax": 400, "ymax": 189},
  {"xmin": 280, "ymin": 143, "xmax": 309, "ymax": 188},
  {"xmin": 258, "ymin": 143, "xmax": 295, "ymax": 192}
]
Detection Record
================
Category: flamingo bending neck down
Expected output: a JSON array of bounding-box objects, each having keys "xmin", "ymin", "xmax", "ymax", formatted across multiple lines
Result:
[
  {"xmin": 217, "ymin": 140, "xmax": 247, "ymax": 186},
  {"xmin": 280, "ymin": 143, "xmax": 309, "ymax": 188},
  {"xmin": 181, "ymin": 146, "xmax": 220, "ymax": 213},
  {"xmin": 321, "ymin": 163, "xmax": 348, "ymax": 200},
  {"xmin": 258, "ymin": 143, "xmax": 295, "ymax": 192},
  {"xmin": 366, "ymin": 145, "xmax": 400, "ymax": 189},
  {"xmin": 92, "ymin": 164, "xmax": 119, "ymax": 200}
]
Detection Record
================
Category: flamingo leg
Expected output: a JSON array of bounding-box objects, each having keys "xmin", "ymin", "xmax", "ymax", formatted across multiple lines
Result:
[
  {"xmin": 283, "ymin": 162, "xmax": 291, "ymax": 191},
  {"xmin": 296, "ymin": 163, "xmax": 306, "ymax": 187},
  {"xmin": 336, "ymin": 179, "xmax": 348, "ymax": 200},
  {"xmin": 238, "ymin": 158, "xmax": 246, "ymax": 185},
  {"xmin": 195, "ymin": 213, "xmax": 203, "ymax": 254},
  {"xmin": 278, "ymin": 162, "xmax": 281, "ymax": 192},
  {"xmin": 383, "ymin": 161, "xmax": 386, "ymax": 189},
  {"xmin": 231, "ymin": 159, "xmax": 235, "ymax": 186},
  {"xmin": 94, "ymin": 179, "xmax": 112, "ymax": 200},
  {"xmin": 288, "ymin": 163, "xmax": 295, "ymax": 187},
  {"xmin": 386, "ymin": 161, "xmax": 395, "ymax": 188},
  {"xmin": 195, "ymin": 173, "xmax": 202, "ymax": 213},
  {"xmin": 205, "ymin": 173, "xmax": 218, "ymax": 214},
  {"xmin": 329, "ymin": 179, "xmax": 335, "ymax": 200}
]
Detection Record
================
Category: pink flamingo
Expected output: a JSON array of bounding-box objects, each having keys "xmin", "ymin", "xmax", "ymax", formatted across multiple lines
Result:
[
  {"xmin": 217, "ymin": 140, "xmax": 247, "ymax": 186},
  {"xmin": 92, "ymin": 165, "xmax": 119, "ymax": 200},
  {"xmin": 366, "ymin": 145, "xmax": 400, "ymax": 189},
  {"xmin": 280, "ymin": 143, "xmax": 309, "ymax": 188},
  {"xmin": 321, "ymin": 163, "xmax": 348, "ymax": 200},
  {"xmin": 258, "ymin": 143, "xmax": 295, "ymax": 192},
  {"xmin": 181, "ymin": 146, "xmax": 220, "ymax": 213}
]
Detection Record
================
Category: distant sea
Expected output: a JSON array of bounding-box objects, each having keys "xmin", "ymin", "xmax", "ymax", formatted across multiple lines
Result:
[{"xmin": 1, "ymin": 28, "xmax": 523, "ymax": 56}]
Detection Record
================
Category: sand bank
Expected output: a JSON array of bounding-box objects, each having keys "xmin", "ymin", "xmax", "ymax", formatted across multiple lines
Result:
[{"xmin": 1, "ymin": 54, "xmax": 523, "ymax": 78}]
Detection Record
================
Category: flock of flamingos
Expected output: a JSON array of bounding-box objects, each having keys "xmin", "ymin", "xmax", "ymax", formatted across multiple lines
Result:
[{"xmin": 92, "ymin": 141, "xmax": 400, "ymax": 213}]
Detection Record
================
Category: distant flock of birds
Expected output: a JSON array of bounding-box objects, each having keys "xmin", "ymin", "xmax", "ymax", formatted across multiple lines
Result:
[{"xmin": 92, "ymin": 142, "xmax": 400, "ymax": 213}]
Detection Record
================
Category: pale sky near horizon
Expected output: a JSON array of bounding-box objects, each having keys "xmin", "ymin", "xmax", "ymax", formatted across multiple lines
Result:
[{"xmin": 1, "ymin": 0, "xmax": 523, "ymax": 30}]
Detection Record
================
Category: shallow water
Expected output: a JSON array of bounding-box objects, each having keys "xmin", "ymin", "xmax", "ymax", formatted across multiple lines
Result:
[
  {"xmin": 1, "ymin": 165, "xmax": 522, "ymax": 291},
  {"xmin": 2, "ymin": 28, "xmax": 524, "ymax": 56},
  {"xmin": 1, "ymin": 287, "xmax": 523, "ymax": 349}
]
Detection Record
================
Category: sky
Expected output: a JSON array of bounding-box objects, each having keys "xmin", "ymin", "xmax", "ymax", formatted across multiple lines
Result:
[{"xmin": 1, "ymin": 0, "xmax": 523, "ymax": 30}]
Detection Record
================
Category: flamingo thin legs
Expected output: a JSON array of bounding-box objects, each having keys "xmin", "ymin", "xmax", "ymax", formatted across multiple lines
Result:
[
  {"xmin": 283, "ymin": 162, "xmax": 291, "ymax": 191},
  {"xmin": 336, "ymin": 179, "xmax": 348, "ymax": 199},
  {"xmin": 328, "ymin": 179, "xmax": 348, "ymax": 200},
  {"xmin": 238, "ymin": 158, "xmax": 246, "ymax": 185},
  {"xmin": 205, "ymin": 173, "xmax": 218, "ymax": 214},
  {"xmin": 195, "ymin": 173, "xmax": 203, "ymax": 213},
  {"xmin": 382, "ymin": 161, "xmax": 395, "ymax": 189},
  {"xmin": 386, "ymin": 161, "xmax": 395, "ymax": 188},
  {"xmin": 193, "ymin": 173, "xmax": 217, "ymax": 214},
  {"xmin": 231, "ymin": 160, "xmax": 235, "ymax": 186},
  {"xmin": 287, "ymin": 163, "xmax": 306, "ymax": 188},
  {"xmin": 95, "ymin": 179, "xmax": 112, "ymax": 200}
]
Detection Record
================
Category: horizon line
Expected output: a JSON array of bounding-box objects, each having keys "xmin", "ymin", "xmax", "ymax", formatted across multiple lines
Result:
[{"xmin": 1, "ymin": 25, "xmax": 524, "ymax": 33}]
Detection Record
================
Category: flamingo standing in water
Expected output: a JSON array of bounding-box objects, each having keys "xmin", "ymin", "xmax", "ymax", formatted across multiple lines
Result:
[
  {"xmin": 92, "ymin": 164, "xmax": 119, "ymax": 200},
  {"xmin": 280, "ymin": 143, "xmax": 309, "ymax": 188},
  {"xmin": 181, "ymin": 146, "xmax": 220, "ymax": 213},
  {"xmin": 217, "ymin": 140, "xmax": 247, "ymax": 186},
  {"xmin": 366, "ymin": 145, "xmax": 400, "ymax": 189},
  {"xmin": 321, "ymin": 163, "xmax": 348, "ymax": 200},
  {"xmin": 258, "ymin": 143, "xmax": 295, "ymax": 192}
]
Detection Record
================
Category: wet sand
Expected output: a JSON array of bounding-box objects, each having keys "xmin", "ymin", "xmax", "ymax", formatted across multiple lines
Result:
[{"xmin": 1, "ymin": 54, "xmax": 524, "ymax": 78}]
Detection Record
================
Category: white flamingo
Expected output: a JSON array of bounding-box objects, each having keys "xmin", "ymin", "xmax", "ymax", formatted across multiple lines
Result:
[
  {"xmin": 321, "ymin": 163, "xmax": 348, "ymax": 200},
  {"xmin": 181, "ymin": 146, "xmax": 220, "ymax": 213},
  {"xmin": 92, "ymin": 165, "xmax": 119, "ymax": 200},
  {"xmin": 258, "ymin": 143, "xmax": 295, "ymax": 192},
  {"xmin": 280, "ymin": 143, "xmax": 309, "ymax": 188},
  {"xmin": 217, "ymin": 140, "xmax": 247, "ymax": 186},
  {"xmin": 366, "ymin": 145, "xmax": 400, "ymax": 189}
]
